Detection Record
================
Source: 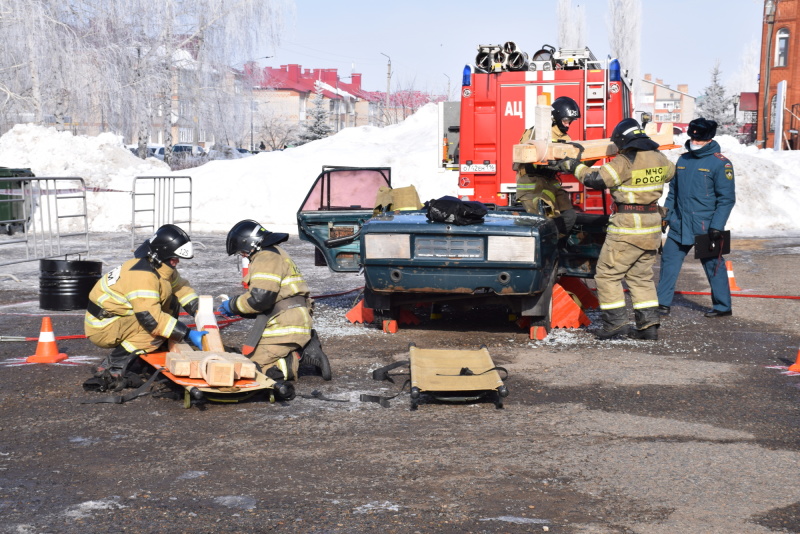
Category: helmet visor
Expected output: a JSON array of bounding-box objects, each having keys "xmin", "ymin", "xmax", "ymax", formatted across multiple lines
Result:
[{"xmin": 173, "ymin": 241, "xmax": 194, "ymax": 259}]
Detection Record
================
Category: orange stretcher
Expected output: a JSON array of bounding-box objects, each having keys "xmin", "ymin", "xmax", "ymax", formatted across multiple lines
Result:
[{"xmin": 140, "ymin": 352, "xmax": 277, "ymax": 408}]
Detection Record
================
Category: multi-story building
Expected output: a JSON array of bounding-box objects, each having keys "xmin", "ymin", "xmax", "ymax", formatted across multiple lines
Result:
[
  {"xmin": 758, "ymin": 0, "xmax": 800, "ymax": 149},
  {"xmin": 255, "ymin": 64, "xmax": 383, "ymax": 132},
  {"xmin": 639, "ymin": 74, "xmax": 696, "ymax": 131}
]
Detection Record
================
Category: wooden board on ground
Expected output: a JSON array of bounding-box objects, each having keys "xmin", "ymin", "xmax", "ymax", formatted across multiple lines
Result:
[{"xmin": 512, "ymin": 122, "xmax": 676, "ymax": 163}]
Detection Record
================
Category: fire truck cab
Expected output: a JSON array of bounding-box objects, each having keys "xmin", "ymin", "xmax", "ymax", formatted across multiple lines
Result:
[{"xmin": 456, "ymin": 43, "xmax": 633, "ymax": 213}]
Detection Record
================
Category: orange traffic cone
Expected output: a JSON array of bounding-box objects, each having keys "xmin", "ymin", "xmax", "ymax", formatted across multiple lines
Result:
[
  {"xmin": 240, "ymin": 256, "xmax": 250, "ymax": 289},
  {"xmin": 26, "ymin": 317, "xmax": 67, "ymax": 363},
  {"xmin": 788, "ymin": 349, "xmax": 800, "ymax": 373},
  {"xmin": 530, "ymin": 325, "xmax": 548, "ymax": 340},
  {"xmin": 726, "ymin": 261, "xmax": 742, "ymax": 291}
]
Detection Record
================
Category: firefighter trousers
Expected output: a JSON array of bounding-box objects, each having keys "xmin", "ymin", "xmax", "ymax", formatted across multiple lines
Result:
[
  {"xmin": 86, "ymin": 314, "xmax": 169, "ymax": 354},
  {"xmin": 252, "ymin": 340, "xmax": 309, "ymax": 380},
  {"xmin": 595, "ymin": 239, "xmax": 659, "ymax": 317}
]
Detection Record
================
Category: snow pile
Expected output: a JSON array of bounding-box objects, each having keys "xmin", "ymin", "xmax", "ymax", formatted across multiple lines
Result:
[
  {"xmin": 663, "ymin": 134, "xmax": 800, "ymax": 236},
  {"xmin": 0, "ymin": 124, "xmax": 168, "ymax": 231},
  {"xmin": 181, "ymin": 103, "xmax": 456, "ymax": 234},
  {"xmin": 0, "ymin": 105, "xmax": 798, "ymax": 236}
]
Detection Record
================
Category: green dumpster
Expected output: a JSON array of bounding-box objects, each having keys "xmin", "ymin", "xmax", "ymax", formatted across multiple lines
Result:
[{"xmin": 0, "ymin": 166, "xmax": 34, "ymax": 235}]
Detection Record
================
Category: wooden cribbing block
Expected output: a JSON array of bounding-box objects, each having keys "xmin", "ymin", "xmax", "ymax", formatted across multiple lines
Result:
[
  {"xmin": 165, "ymin": 352, "xmax": 191, "ymax": 376},
  {"xmin": 513, "ymin": 122, "xmax": 675, "ymax": 163},
  {"xmin": 165, "ymin": 350, "xmax": 256, "ymax": 380},
  {"xmin": 205, "ymin": 360, "xmax": 235, "ymax": 387}
]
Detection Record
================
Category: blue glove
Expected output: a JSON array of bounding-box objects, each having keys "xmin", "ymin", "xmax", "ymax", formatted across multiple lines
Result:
[
  {"xmin": 218, "ymin": 299, "xmax": 234, "ymax": 317},
  {"xmin": 186, "ymin": 329, "xmax": 208, "ymax": 349}
]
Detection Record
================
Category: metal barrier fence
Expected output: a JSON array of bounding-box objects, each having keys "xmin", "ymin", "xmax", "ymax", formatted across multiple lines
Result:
[
  {"xmin": 131, "ymin": 176, "xmax": 192, "ymax": 249},
  {"xmin": 0, "ymin": 177, "xmax": 90, "ymax": 267}
]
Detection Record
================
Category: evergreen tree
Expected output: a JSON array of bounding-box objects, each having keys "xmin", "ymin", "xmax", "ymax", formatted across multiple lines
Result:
[
  {"xmin": 696, "ymin": 63, "xmax": 737, "ymax": 135},
  {"xmin": 296, "ymin": 83, "xmax": 333, "ymax": 145}
]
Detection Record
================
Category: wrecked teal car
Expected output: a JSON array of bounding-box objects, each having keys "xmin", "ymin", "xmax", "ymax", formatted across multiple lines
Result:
[{"xmin": 297, "ymin": 166, "xmax": 606, "ymax": 327}]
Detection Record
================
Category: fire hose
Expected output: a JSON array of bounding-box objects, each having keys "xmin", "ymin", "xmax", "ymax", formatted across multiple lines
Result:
[{"xmin": 0, "ymin": 287, "xmax": 366, "ymax": 342}]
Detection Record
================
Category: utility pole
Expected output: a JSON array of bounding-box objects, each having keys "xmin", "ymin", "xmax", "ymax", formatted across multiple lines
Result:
[
  {"xmin": 762, "ymin": 0, "xmax": 776, "ymax": 148},
  {"xmin": 381, "ymin": 52, "xmax": 391, "ymax": 125},
  {"xmin": 250, "ymin": 99, "xmax": 255, "ymax": 152},
  {"xmin": 443, "ymin": 73, "xmax": 451, "ymax": 102},
  {"xmin": 248, "ymin": 56, "xmax": 273, "ymax": 151}
]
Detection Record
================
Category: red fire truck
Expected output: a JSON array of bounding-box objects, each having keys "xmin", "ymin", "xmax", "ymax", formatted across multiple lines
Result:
[{"xmin": 455, "ymin": 44, "xmax": 634, "ymax": 213}]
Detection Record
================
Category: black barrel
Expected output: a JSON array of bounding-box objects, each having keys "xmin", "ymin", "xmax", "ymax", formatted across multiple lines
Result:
[{"xmin": 39, "ymin": 259, "xmax": 102, "ymax": 311}]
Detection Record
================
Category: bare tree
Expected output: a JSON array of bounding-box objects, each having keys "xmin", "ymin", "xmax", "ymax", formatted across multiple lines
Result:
[
  {"xmin": 382, "ymin": 76, "xmax": 445, "ymax": 126},
  {"xmin": 728, "ymin": 39, "xmax": 760, "ymax": 94},
  {"xmin": 0, "ymin": 0, "xmax": 293, "ymax": 155},
  {"xmin": 607, "ymin": 0, "xmax": 642, "ymax": 104},
  {"xmin": 557, "ymin": 0, "xmax": 587, "ymax": 50},
  {"xmin": 258, "ymin": 109, "xmax": 299, "ymax": 150}
]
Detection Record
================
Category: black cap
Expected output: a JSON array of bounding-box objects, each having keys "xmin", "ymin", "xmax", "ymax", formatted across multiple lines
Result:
[{"xmin": 687, "ymin": 118, "xmax": 717, "ymax": 141}]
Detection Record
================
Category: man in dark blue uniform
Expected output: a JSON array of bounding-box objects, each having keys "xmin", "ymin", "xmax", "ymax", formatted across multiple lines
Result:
[{"xmin": 657, "ymin": 118, "xmax": 736, "ymax": 317}]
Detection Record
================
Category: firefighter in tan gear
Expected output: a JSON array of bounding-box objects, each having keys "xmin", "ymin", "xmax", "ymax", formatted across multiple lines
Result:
[
  {"xmin": 84, "ymin": 224, "xmax": 207, "ymax": 389},
  {"xmin": 558, "ymin": 118, "xmax": 675, "ymax": 340},
  {"xmin": 218, "ymin": 220, "xmax": 331, "ymax": 384},
  {"xmin": 515, "ymin": 96, "xmax": 580, "ymax": 237}
]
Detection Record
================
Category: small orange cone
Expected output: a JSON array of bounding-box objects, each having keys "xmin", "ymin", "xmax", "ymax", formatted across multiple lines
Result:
[
  {"xmin": 530, "ymin": 325, "xmax": 548, "ymax": 340},
  {"xmin": 382, "ymin": 320, "xmax": 398, "ymax": 333},
  {"xmin": 726, "ymin": 260, "xmax": 742, "ymax": 291},
  {"xmin": 240, "ymin": 256, "xmax": 250, "ymax": 289},
  {"xmin": 26, "ymin": 317, "xmax": 67, "ymax": 363},
  {"xmin": 788, "ymin": 349, "xmax": 800, "ymax": 373}
]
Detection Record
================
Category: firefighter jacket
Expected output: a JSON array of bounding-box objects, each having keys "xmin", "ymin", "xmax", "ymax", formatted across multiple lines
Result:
[
  {"xmin": 84, "ymin": 257, "xmax": 199, "ymax": 343},
  {"xmin": 664, "ymin": 139, "xmax": 736, "ymax": 246},
  {"xmin": 574, "ymin": 149, "xmax": 675, "ymax": 250},
  {"xmin": 231, "ymin": 245, "xmax": 312, "ymax": 344},
  {"xmin": 516, "ymin": 124, "xmax": 572, "ymax": 209}
]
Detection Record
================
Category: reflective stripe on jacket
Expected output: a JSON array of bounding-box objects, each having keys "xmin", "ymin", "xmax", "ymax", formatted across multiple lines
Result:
[
  {"xmin": 84, "ymin": 257, "xmax": 197, "ymax": 340},
  {"xmin": 576, "ymin": 149, "xmax": 675, "ymax": 249},
  {"xmin": 235, "ymin": 246, "xmax": 312, "ymax": 343}
]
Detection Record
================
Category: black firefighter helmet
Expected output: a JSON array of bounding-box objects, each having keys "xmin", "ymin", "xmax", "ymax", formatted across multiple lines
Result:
[
  {"xmin": 551, "ymin": 96, "xmax": 581, "ymax": 134},
  {"xmin": 134, "ymin": 224, "xmax": 193, "ymax": 267},
  {"xmin": 226, "ymin": 219, "xmax": 288, "ymax": 256},
  {"xmin": 611, "ymin": 118, "xmax": 659, "ymax": 151}
]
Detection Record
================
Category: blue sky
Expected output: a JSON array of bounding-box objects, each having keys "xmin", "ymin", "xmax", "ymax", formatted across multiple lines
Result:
[{"xmin": 261, "ymin": 0, "xmax": 764, "ymax": 99}]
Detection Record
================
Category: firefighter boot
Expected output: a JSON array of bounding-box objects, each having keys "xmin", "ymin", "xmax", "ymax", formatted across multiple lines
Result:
[
  {"xmin": 630, "ymin": 307, "xmax": 660, "ymax": 341},
  {"xmin": 299, "ymin": 329, "xmax": 332, "ymax": 381},
  {"xmin": 86, "ymin": 347, "xmax": 145, "ymax": 392},
  {"xmin": 595, "ymin": 307, "xmax": 630, "ymax": 340},
  {"xmin": 262, "ymin": 355, "xmax": 297, "ymax": 382},
  {"xmin": 93, "ymin": 346, "xmax": 141, "ymax": 377}
]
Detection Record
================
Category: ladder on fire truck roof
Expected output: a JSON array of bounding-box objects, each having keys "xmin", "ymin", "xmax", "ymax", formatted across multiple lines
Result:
[
  {"xmin": 552, "ymin": 47, "xmax": 609, "ymax": 137},
  {"xmin": 582, "ymin": 56, "xmax": 608, "ymax": 137}
]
